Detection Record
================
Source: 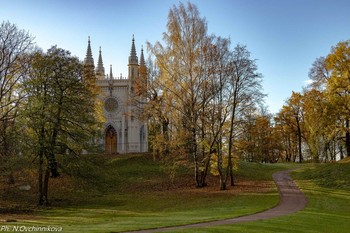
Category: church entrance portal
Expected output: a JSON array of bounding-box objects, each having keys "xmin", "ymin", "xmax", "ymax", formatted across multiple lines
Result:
[{"xmin": 105, "ymin": 126, "xmax": 117, "ymax": 154}]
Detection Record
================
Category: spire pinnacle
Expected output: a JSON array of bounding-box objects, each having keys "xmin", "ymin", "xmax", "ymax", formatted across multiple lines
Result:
[
  {"xmin": 96, "ymin": 46, "xmax": 105, "ymax": 77},
  {"xmin": 140, "ymin": 45, "xmax": 145, "ymax": 66},
  {"xmin": 109, "ymin": 64, "xmax": 113, "ymax": 79},
  {"xmin": 84, "ymin": 36, "xmax": 94, "ymax": 66},
  {"xmin": 129, "ymin": 34, "xmax": 138, "ymax": 65}
]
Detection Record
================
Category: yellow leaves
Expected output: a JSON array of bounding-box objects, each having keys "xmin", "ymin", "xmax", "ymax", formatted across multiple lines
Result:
[
  {"xmin": 273, "ymin": 39, "xmax": 350, "ymax": 161},
  {"xmin": 326, "ymin": 40, "xmax": 350, "ymax": 72},
  {"xmin": 94, "ymin": 99, "xmax": 106, "ymax": 124},
  {"xmin": 324, "ymin": 40, "xmax": 350, "ymax": 118}
]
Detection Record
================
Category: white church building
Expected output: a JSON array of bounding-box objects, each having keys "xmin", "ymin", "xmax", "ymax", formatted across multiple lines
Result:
[{"xmin": 83, "ymin": 36, "xmax": 148, "ymax": 154}]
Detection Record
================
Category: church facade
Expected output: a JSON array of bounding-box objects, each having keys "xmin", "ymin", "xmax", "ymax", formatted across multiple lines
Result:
[{"xmin": 83, "ymin": 36, "xmax": 148, "ymax": 154}]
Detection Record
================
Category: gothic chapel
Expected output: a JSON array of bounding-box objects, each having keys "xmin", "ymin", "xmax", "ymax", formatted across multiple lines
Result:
[{"xmin": 83, "ymin": 36, "xmax": 148, "ymax": 154}]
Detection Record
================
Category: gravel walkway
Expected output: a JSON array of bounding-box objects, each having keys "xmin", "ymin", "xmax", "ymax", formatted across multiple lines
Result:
[{"xmin": 124, "ymin": 170, "xmax": 308, "ymax": 233}]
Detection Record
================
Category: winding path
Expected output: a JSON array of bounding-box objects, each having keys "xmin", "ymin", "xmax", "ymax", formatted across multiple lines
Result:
[{"xmin": 124, "ymin": 170, "xmax": 308, "ymax": 233}]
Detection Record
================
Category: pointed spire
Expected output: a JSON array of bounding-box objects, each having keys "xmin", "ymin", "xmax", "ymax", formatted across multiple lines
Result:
[
  {"xmin": 140, "ymin": 45, "xmax": 145, "ymax": 66},
  {"xmin": 96, "ymin": 46, "xmax": 105, "ymax": 77},
  {"xmin": 128, "ymin": 34, "xmax": 138, "ymax": 65},
  {"xmin": 109, "ymin": 64, "xmax": 113, "ymax": 79},
  {"xmin": 84, "ymin": 36, "xmax": 94, "ymax": 66},
  {"xmin": 138, "ymin": 45, "xmax": 147, "ymax": 96}
]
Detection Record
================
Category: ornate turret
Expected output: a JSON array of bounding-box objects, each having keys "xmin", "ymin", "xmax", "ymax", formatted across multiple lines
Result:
[
  {"xmin": 139, "ymin": 46, "xmax": 146, "ymax": 78},
  {"xmin": 128, "ymin": 34, "xmax": 138, "ymax": 65},
  {"xmin": 138, "ymin": 46, "xmax": 147, "ymax": 96},
  {"xmin": 84, "ymin": 36, "xmax": 94, "ymax": 66},
  {"xmin": 128, "ymin": 35, "xmax": 139, "ymax": 86},
  {"xmin": 96, "ymin": 46, "xmax": 105, "ymax": 79},
  {"xmin": 83, "ymin": 36, "xmax": 96, "ymax": 85},
  {"xmin": 140, "ymin": 45, "xmax": 145, "ymax": 67}
]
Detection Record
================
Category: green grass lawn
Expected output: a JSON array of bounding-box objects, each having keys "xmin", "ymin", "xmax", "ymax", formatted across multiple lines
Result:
[
  {"xmin": 168, "ymin": 162, "xmax": 350, "ymax": 233},
  {"xmin": 0, "ymin": 154, "xmax": 282, "ymax": 232},
  {"xmin": 1, "ymin": 154, "xmax": 349, "ymax": 233}
]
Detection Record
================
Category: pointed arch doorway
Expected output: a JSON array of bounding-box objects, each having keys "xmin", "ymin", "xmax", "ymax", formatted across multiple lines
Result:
[{"xmin": 105, "ymin": 125, "xmax": 117, "ymax": 154}]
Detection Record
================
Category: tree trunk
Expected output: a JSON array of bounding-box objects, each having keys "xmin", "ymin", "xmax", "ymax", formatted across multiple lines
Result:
[
  {"xmin": 226, "ymin": 155, "xmax": 235, "ymax": 186},
  {"xmin": 38, "ymin": 125, "xmax": 46, "ymax": 206},
  {"xmin": 346, "ymin": 119, "xmax": 350, "ymax": 157},
  {"xmin": 162, "ymin": 119, "xmax": 170, "ymax": 157},
  {"xmin": 217, "ymin": 136, "xmax": 226, "ymax": 190},
  {"xmin": 199, "ymin": 104, "xmax": 209, "ymax": 187},
  {"xmin": 346, "ymin": 132, "xmax": 350, "ymax": 157},
  {"xmin": 199, "ymin": 154, "xmax": 211, "ymax": 187},
  {"xmin": 42, "ymin": 168, "xmax": 50, "ymax": 206},
  {"xmin": 220, "ymin": 178, "xmax": 226, "ymax": 190},
  {"xmin": 38, "ymin": 151, "xmax": 44, "ymax": 206},
  {"xmin": 226, "ymin": 93, "xmax": 237, "ymax": 186},
  {"xmin": 191, "ymin": 126, "xmax": 202, "ymax": 187},
  {"xmin": 339, "ymin": 144, "xmax": 344, "ymax": 160},
  {"xmin": 218, "ymin": 157, "xmax": 226, "ymax": 190},
  {"xmin": 194, "ymin": 159, "xmax": 200, "ymax": 187},
  {"xmin": 292, "ymin": 145, "xmax": 297, "ymax": 162},
  {"xmin": 286, "ymin": 137, "xmax": 291, "ymax": 162},
  {"xmin": 226, "ymin": 134, "xmax": 235, "ymax": 186},
  {"xmin": 296, "ymin": 116, "xmax": 303, "ymax": 163}
]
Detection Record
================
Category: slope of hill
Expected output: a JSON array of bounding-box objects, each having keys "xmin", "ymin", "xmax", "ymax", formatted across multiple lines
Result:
[
  {"xmin": 0, "ymin": 153, "xmax": 286, "ymax": 232},
  {"xmin": 1, "ymin": 154, "xmax": 349, "ymax": 232},
  {"xmin": 1, "ymin": 153, "xmax": 288, "ymax": 208},
  {"xmin": 294, "ymin": 162, "xmax": 350, "ymax": 190},
  {"xmin": 338, "ymin": 156, "xmax": 350, "ymax": 163}
]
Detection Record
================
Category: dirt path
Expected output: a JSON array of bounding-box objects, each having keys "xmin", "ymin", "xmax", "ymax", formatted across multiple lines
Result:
[{"xmin": 125, "ymin": 170, "xmax": 308, "ymax": 233}]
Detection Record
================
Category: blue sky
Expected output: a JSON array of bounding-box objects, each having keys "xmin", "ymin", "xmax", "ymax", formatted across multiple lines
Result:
[{"xmin": 2, "ymin": 0, "xmax": 350, "ymax": 113}]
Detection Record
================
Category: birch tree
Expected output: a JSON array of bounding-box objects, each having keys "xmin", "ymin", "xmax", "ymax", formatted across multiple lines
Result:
[
  {"xmin": 225, "ymin": 44, "xmax": 264, "ymax": 185},
  {"xmin": 0, "ymin": 21, "xmax": 34, "ymax": 182},
  {"xmin": 148, "ymin": 2, "xmax": 211, "ymax": 187}
]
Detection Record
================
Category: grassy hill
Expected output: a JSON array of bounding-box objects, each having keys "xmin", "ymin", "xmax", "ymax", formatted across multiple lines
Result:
[
  {"xmin": 0, "ymin": 153, "xmax": 283, "ymax": 231},
  {"xmin": 178, "ymin": 160, "xmax": 350, "ymax": 233},
  {"xmin": 1, "ymin": 154, "xmax": 349, "ymax": 232},
  {"xmin": 294, "ymin": 162, "xmax": 350, "ymax": 190},
  {"xmin": 338, "ymin": 156, "xmax": 350, "ymax": 163}
]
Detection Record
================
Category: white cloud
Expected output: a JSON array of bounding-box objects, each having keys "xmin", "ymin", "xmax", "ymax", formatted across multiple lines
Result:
[{"xmin": 304, "ymin": 79, "xmax": 313, "ymax": 85}]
